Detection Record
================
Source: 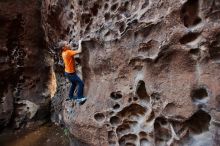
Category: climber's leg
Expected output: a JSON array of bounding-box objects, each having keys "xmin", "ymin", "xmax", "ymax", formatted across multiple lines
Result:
[
  {"xmin": 74, "ymin": 75, "xmax": 87, "ymax": 104},
  {"xmin": 73, "ymin": 74, "xmax": 84, "ymax": 99},
  {"xmin": 69, "ymin": 81, "xmax": 76, "ymax": 99},
  {"xmin": 65, "ymin": 72, "xmax": 86, "ymax": 104},
  {"xmin": 65, "ymin": 72, "xmax": 77, "ymax": 100}
]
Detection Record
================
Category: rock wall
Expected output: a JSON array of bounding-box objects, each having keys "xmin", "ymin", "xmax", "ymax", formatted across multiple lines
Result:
[
  {"xmin": 0, "ymin": 0, "xmax": 56, "ymax": 129},
  {"xmin": 41, "ymin": 0, "xmax": 220, "ymax": 146}
]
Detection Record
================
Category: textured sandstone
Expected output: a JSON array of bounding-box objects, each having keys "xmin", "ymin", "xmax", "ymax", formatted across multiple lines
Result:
[
  {"xmin": 0, "ymin": 0, "xmax": 55, "ymax": 129},
  {"xmin": 41, "ymin": 0, "xmax": 220, "ymax": 145},
  {"xmin": 1, "ymin": 0, "xmax": 220, "ymax": 146}
]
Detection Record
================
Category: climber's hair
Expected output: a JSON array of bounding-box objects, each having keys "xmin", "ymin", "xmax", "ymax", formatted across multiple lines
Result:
[
  {"xmin": 59, "ymin": 41, "xmax": 68, "ymax": 50},
  {"xmin": 58, "ymin": 41, "xmax": 69, "ymax": 56},
  {"xmin": 58, "ymin": 41, "xmax": 69, "ymax": 52}
]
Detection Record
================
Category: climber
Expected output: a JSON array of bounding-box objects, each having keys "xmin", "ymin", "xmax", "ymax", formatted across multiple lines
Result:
[{"xmin": 60, "ymin": 40, "xmax": 86, "ymax": 104}]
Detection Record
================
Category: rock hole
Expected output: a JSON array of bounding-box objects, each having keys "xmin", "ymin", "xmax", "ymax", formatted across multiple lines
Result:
[
  {"xmin": 128, "ymin": 19, "xmax": 138, "ymax": 28},
  {"xmin": 186, "ymin": 110, "xmax": 211, "ymax": 134},
  {"xmin": 191, "ymin": 87, "xmax": 209, "ymax": 104},
  {"xmin": 90, "ymin": 3, "xmax": 99, "ymax": 16},
  {"xmin": 128, "ymin": 97, "xmax": 132, "ymax": 103},
  {"xmin": 116, "ymin": 123, "xmax": 131, "ymax": 135},
  {"xmin": 94, "ymin": 113, "xmax": 105, "ymax": 122},
  {"xmin": 180, "ymin": 0, "xmax": 202, "ymax": 27},
  {"xmin": 118, "ymin": 104, "xmax": 146, "ymax": 121},
  {"xmin": 109, "ymin": 111, "xmax": 114, "ymax": 115},
  {"xmin": 104, "ymin": 13, "xmax": 110, "ymax": 21},
  {"xmin": 105, "ymin": 123, "xmax": 111, "ymax": 127},
  {"xmin": 110, "ymin": 91, "xmax": 122, "ymax": 100},
  {"xmin": 155, "ymin": 117, "xmax": 168, "ymax": 126},
  {"xmin": 104, "ymin": 31, "xmax": 110, "ymax": 37},
  {"xmin": 119, "ymin": 134, "xmax": 138, "ymax": 146},
  {"xmin": 119, "ymin": 22, "xmax": 125, "ymax": 33},
  {"xmin": 78, "ymin": 0, "xmax": 82, "ymax": 5},
  {"xmin": 133, "ymin": 97, "xmax": 138, "ymax": 101},
  {"xmin": 136, "ymin": 80, "xmax": 150, "ymax": 101},
  {"xmin": 125, "ymin": 143, "xmax": 135, "ymax": 146},
  {"xmin": 69, "ymin": 12, "xmax": 73, "ymax": 19},
  {"xmin": 209, "ymin": 34, "xmax": 220, "ymax": 60},
  {"xmin": 81, "ymin": 13, "xmax": 92, "ymax": 25},
  {"xmin": 69, "ymin": 30, "xmax": 73, "ymax": 35},
  {"xmin": 209, "ymin": 46, "xmax": 220, "ymax": 60},
  {"xmin": 0, "ymin": 97, "xmax": 4, "ymax": 104},
  {"xmin": 113, "ymin": 103, "xmax": 120, "ymax": 110},
  {"xmin": 154, "ymin": 117, "xmax": 171, "ymax": 144},
  {"xmin": 139, "ymin": 131, "xmax": 147, "ymax": 137},
  {"xmin": 151, "ymin": 92, "xmax": 160, "ymax": 100},
  {"xmin": 189, "ymin": 48, "xmax": 200, "ymax": 55},
  {"xmin": 118, "ymin": 1, "xmax": 128, "ymax": 12},
  {"xmin": 104, "ymin": 3, "xmax": 109, "ymax": 9},
  {"xmin": 111, "ymin": 3, "xmax": 119, "ymax": 11},
  {"xmin": 141, "ymin": 0, "xmax": 149, "ymax": 9},
  {"xmin": 179, "ymin": 32, "xmax": 200, "ymax": 44},
  {"xmin": 66, "ymin": 26, "xmax": 70, "ymax": 33},
  {"xmin": 116, "ymin": 121, "xmax": 138, "ymax": 136},
  {"xmin": 124, "ymin": 1, "xmax": 129, "ymax": 7},
  {"xmin": 120, "ymin": 1, "xmax": 130, "ymax": 13},
  {"xmin": 110, "ymin": 116, "xmax": 121, "ymax": 126},
  {"xmin": 193, "ymin": 17, "xmax": 202, "ymax": 25}
]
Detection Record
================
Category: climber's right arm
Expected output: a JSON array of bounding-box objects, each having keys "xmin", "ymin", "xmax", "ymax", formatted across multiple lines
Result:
[
  {"xmin": 69, "ymin": 39, "xmax": 82, "ymax": 56},
  {"xmin": 75, "ymin": 39, "xmax": 82, "ymax": 54}
]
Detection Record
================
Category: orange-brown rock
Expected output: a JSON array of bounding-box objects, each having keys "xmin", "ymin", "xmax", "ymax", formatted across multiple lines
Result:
[
  {"xmin": 1, "ymin": 0, "xmax": 220, "ymax": 146},
  {"xmin": 0, "ymin": 0, "xmax": 55, "ymax": 129},
  {"xmin": 42, "ymin": 0, "xmax": 220, "ymax": 145}
]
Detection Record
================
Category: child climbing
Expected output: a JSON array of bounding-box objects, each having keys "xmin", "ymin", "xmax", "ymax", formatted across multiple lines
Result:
[{"xmin": 60, "ymin": 39, "xmax": 87, "ymax": 104}]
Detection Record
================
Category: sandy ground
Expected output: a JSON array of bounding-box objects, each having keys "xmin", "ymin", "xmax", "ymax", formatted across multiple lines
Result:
[{"xmin": 0, "ymin": 123, "xmax": 70, "ymax": 146}]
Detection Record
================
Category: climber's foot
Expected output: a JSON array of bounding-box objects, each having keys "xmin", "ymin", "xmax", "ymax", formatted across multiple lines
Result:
[{"xmin": 76, "ymin": 97, "xmax": 87, "ymax": 105}]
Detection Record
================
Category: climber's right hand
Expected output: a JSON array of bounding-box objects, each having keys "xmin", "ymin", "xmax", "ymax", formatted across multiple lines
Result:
[{"xmin": 79, "ymin": 39, "xmax": 83, "ymax": 44}]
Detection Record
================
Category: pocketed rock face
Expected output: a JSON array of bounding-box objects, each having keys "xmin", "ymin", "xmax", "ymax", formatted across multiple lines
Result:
[
  {"xmin": 0, "ymin": 0, "xmax": 55, "ymax": 129},
  {"xmin": 41, "ymin": 0, "xmax": 220, "ymax": 145}
]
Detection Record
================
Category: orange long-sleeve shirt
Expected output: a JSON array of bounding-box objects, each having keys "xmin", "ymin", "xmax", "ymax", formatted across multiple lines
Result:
[{"xmin": 62, "ymin": 48, "xmax": 77, "ymax": 73}]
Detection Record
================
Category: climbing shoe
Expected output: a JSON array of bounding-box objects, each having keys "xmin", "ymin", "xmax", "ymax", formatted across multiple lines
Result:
[{"xmin": 76, "ymin": 97, "xmax": 87, "ymax": 105}]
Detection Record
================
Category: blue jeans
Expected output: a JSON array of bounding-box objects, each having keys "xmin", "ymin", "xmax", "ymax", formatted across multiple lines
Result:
[{"xmin": 65, "ymin": 72, "xmax": 84, "ymax": 99}]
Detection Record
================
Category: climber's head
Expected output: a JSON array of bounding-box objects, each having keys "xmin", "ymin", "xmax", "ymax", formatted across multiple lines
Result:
[{"xmin": 59, "ymin": 41, "xmax": 70, "ymax": 51}]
